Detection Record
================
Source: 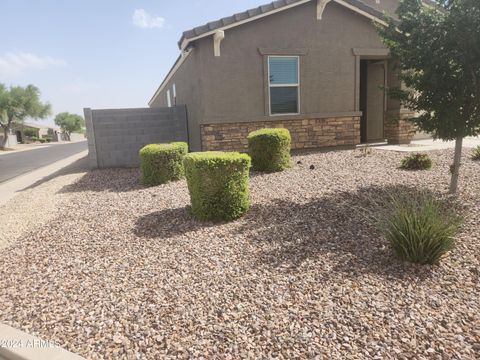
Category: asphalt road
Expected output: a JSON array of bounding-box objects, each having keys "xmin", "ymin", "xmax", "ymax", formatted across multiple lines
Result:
[{"xmin": 0, "ymin": 141, "xmax": 88, "ymax": 183}]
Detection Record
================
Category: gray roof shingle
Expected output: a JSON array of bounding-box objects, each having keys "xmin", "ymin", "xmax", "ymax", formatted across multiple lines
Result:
[
  {"xmin": 178, "ymin": 0, "xmax": 308, "ymax": 48},
  {"xmin": 177, "ymin": 0, "xmax": 394, "ymax": 48}
]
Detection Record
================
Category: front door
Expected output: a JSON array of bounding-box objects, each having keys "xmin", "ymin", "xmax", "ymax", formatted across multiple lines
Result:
[{"xmin": 360, "ymin": 60, "xmax": 386, "ymax": 143}]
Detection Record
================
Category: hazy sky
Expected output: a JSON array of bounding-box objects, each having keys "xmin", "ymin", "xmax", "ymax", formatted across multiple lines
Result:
[{"xmin": 0, "ymin": 0, "xmax": 267, "ymax": 125}]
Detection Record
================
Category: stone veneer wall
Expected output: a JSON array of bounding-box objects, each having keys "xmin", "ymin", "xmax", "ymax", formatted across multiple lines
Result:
[
  {"xmin": 201, "ymin": 116, "xmax": 361, "ymax": 151},
  {"xmin": 384, "ymin": 111, "xmax": 416, "ymax": 145}
]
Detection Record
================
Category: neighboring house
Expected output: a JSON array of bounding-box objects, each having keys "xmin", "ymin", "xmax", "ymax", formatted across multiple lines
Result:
[
  {"xmin": 149, "ymin": 0, "xmax": 424, "ymax": 152},
  {"xmin": 12, "ymin": 123, "xmax": 61, "ymax": 143}
]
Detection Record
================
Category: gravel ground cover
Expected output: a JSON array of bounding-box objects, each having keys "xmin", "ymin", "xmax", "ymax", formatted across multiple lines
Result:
[
  {"xmin": 0, "ymin": 158, "xmax": 87, "ymax": 250},
  {"xmin": 0, "ymin": 149, "xmax": 479, "ymax": 359}
]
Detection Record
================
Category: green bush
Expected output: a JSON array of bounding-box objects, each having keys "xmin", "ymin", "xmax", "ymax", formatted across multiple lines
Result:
[
  {"xmin": 139, "ymin": 142, "xmax": 188, "ymax": 186},
  {"xmin": 184, "ymin": 152, "xmax": 251, "ymax": 221},
  {"xmin": 375, "ymin": 192, "xmax": 461, "ymax": 265},
  {"xmin": 471, "ymin": 146, "xmax": 480, "ymax": 160},
  {"xmin": 38, "ymin": 138, "xmax": 46, "ymax": 143},
  {"xmin": 400, "ymin": 153, "xmax": 433, "ymax": 170},
  {"xmin": 247, "ymin": 128, "xmax": 291, "ymax": 172},
  {"xmin": 23, "ymin": 128, "xmax": 38, "ymax": 137}
]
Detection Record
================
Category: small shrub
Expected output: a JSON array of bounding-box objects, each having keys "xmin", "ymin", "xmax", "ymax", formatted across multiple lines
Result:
[
  {"xmin": 471, "ymin": 146, "xmax": 480, "ymax": 161},
  {"xmin": 184, "ymin": 151, "xmax": 251, "ymax": 221},
  {"xmin": 400, "ymin": 153, "xmax": 432, "ymax": 170},
  {"xmin": 375, "ymin": 192, "xmax": 462, "ymax": 265},
  {"xmin": 139, "ymin": 142, "xmax": 188, "ymax": 186},
  {"xmin": 23, "ymin": 128, "xmax": 38, "ymax": 137},
  {"xmin": 248, "ymin": 128, "xmax": 291, "ymax": 172},
  {"xmin": 38, "ymin": 138, "xmax": 46, "ymax": 143}
]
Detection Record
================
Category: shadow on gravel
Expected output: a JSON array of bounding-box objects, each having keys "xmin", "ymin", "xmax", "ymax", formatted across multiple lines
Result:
[
  {"xmin": 58, "ymin": 168, "xmax": 143, "ymax": 193},
  {"xmin": 134, "ymin": 207, "xmax": 217, "ymax": 239},
  {"xmin": 238, "ymin": 184, "xmax": 438, "ymax": 280},
  {"xmin": 21, "ymin": 156, "xmax": 89, "ymax": 191}
]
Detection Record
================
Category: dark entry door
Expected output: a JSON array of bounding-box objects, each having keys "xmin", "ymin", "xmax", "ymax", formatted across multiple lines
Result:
[{"xmin": 360, "ymin": 60, "xmax": 386, "ymax": 143}]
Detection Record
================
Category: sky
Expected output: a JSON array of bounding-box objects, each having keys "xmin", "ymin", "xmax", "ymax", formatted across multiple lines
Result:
[{"xmin": 0, "ymin": 0, "xmax": 267, "ymax": 126}]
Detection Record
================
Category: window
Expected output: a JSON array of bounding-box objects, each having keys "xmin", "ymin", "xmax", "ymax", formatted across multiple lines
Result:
[
  {"xmin": 172, "ymin": 84, "xmax": 177, "ymax": 105},
  {"xmin": 268, "ymin": 56, "xmax": 299, "ymax": 115},
  {"xmin": 167, "ymin": 89, "xmax": 172, "ymax": 107}
]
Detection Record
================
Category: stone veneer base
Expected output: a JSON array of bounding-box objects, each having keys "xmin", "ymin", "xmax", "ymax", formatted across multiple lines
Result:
[
  {"xmin": 201, "ymin": 116, "xmax": 361, "ymax": 152},
  {"xmin": 385, "ymin": 112, "xmax": 416, "ymax": 145}
]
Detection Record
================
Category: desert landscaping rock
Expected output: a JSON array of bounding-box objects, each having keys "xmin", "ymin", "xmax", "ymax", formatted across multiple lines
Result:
[
  {"xmin": 0, "ymin": 149, "xmax": 479, "ymax": 359},
  {"xmin": 0, "ymin": 161, "xmax": 87, "ymax": 250}
]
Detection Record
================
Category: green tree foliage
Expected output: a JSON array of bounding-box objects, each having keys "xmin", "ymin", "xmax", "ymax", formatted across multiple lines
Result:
[
  {"xmin": 0, "ymin": 84, "xmax": 51, "ymax": 148},
  {"xmin": 54, "ymin": 112, "xmax": 85, "ymax": 141},
  {"xmin": 23, "ymin": 127, "xmax": 39, "ymax": 138},
  {"xmin": 378, "ymin": 0, "xmax": 480, "ymax": 193}
]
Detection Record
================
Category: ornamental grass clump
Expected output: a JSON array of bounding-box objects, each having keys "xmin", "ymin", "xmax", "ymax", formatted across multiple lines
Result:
[
  {"xmin": 183, "ymin": 151, "xmax": 251, "ymax": 221},
  {"xmin": 140, "ymin": 142, "xmax": 188, "ymax": 186},
  {"xmin": 247, "ymin": 128, "xmax": 291, "ymax": 172},
  {"xmin": 375, "ymin": 192, "xmax": 462, "ymax": 265},
  {"xmin": 471, "ymin": 146, "xmax": 480, "ymax": 161},
  {"xmin": 400, "ymin": 153, "xmax": 433, "ymax": 170}
]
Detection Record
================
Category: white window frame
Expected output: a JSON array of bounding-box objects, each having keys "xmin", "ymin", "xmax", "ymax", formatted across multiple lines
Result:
[
  {"xmin": 167, "ymin": 89, "xmax": 172, "ymax": 107},
  {"xmin": 172, "ymin": 84, "xmax": 177, "ymax": 105},
  {"xmin": 268, "ymin": 55, "xmax": 300, "ymax": 116}
]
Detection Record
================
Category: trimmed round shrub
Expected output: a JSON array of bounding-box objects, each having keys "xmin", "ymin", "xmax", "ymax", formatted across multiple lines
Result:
[
  {"xmin": 400, "ymin": 153, "xmax": 432, "ymax": 170},
  {"xmin": 140, "ymin": 142, "xmax": 188, "ymax": 186},
  {"xmin": 247, "ymin": 128, "xmax": 291, "ymax": 172},
  {"xmin": 183, "ymin": 151, "xmax": 251, "ymax": 221},
  {"xmin": 471, "ymin": 145, "xmax": 480, "ymax": 161},
  {"xmin": 375, "ymin": 192, "xmax": 462, "ymax": 265}
]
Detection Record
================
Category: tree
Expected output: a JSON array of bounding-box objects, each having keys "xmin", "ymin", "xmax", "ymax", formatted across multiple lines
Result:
[
  {"xmin": 54, "ymin": 112, "xmax": 85, "ymax": 141},
  {"xmin": 378, "ymin": 0, "xmax": 480, "ymax": 193},
  {"xmin": 23, "ymin": 127, "xmax": 39, "ymax": 138},
  {"xmin": 0, "ymin": 84, "xmax": 51, "ymax": 149}
]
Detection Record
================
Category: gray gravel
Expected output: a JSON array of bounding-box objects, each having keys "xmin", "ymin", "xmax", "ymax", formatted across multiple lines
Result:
[{"xmin": 0, "ymin": 148, "xmax": 479, "ymax": 359}]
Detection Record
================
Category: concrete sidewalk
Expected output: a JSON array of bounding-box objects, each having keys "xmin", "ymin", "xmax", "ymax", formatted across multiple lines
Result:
[
  {"xmin": 0, "ymin": 150, "xmax": 88, "ymax": 207},
  {"xmin": 373, "ymin": 136, "xmax": 480, "ymax": 152}
]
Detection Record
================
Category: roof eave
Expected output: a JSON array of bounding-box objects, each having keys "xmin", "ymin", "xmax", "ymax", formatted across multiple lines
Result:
[{"xmin": 177, "ymin": 0, "xmax": 391, "ymax": 50}]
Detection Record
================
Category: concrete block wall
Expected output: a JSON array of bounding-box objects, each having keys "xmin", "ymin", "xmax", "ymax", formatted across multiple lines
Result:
[{"xmin": 84, "ymin": 106, "xmax": 188, "ymax": 168}]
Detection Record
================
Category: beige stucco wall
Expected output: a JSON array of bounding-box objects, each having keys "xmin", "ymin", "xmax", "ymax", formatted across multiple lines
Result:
[
  {"xmin": 150, "ymin": 52, "xmax": 204, "ymax": 151},
  {"xmin": 151, "ymin": 0, "xmax": 399, "ymax": 150}
]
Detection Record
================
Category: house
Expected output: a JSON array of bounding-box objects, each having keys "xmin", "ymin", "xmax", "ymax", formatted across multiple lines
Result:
[
  {"xmin": 10, "ymin": 122, "xmax": 61, "ymax": 144},
  {"xmin": 149, "ymin": 0, "xmax": 428, "ymax": 152}
]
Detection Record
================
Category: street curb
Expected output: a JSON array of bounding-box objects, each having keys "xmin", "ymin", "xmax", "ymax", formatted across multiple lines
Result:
[{"xmin": 0, "ymin": 150, "xmax": 88, "ymax": 207}]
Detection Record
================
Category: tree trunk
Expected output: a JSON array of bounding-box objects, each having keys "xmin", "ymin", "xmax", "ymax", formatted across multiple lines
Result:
[
  {"xmin": 449, "ymin": 135, "xmax": 464, "ymax": 194},
  {"xmin": 0, "ymin": 126, "xmax": 9, "ymax": 149}
]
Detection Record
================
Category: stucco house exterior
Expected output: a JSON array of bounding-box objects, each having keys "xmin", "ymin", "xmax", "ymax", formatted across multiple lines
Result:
[{"xmin": 149, "ymin": 0, "xmax": 420, "ymax": 152}]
